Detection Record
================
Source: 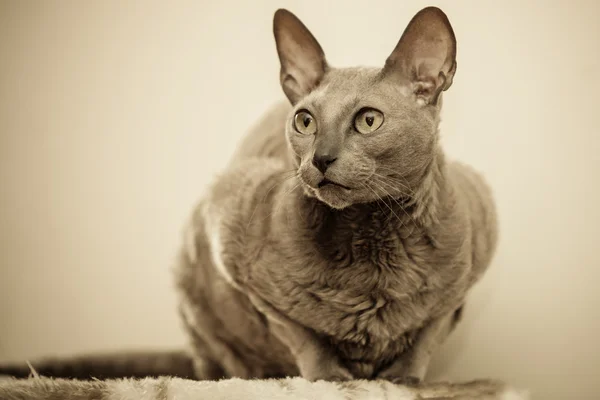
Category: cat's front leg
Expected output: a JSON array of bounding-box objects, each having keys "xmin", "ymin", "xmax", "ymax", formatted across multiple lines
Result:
[
  {"xmin": 246, "ymin": 290, "xmax": 353, "ymax": 382},
  {"xmin": 377, "ymin": 306, "xmax": 461, "ymax": 383}
]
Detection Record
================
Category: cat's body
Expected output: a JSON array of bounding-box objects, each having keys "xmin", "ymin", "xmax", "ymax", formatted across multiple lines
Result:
[
  {"xmin": 0, "ymin": 7, "xmax": 498, "ymax": 384},
  {"xmin": 177, "ymin": 94, "xmax": 496, "ymax": 381}
]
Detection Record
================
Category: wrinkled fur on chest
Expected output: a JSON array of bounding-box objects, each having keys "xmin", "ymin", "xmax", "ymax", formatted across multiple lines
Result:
[
  {"xmin": 228, "ymin": 173, "xmax": 469, "ymax": 377},
  {"xmin": 308, "ymin": 207, "xmax": 427, "ymax": 375}
]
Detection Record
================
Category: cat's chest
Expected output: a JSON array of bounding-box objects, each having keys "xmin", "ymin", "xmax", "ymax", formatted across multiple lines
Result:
[
  {"xmin": 250, "ymin": 223, "xmax": 437, "ymax": 346},
  {"xmin": 217, "ymin": 190, "xmax": 461, "ymax": 373},
  {"xmin": 271, "ymin": 238, "xmax": 433, "ymax": 377}
]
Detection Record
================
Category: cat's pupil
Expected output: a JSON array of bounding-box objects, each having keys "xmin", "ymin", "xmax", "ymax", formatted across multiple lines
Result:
[
  {"xmin": 303, "ymin": 116, "xmax": 312, "ymax": 127},
  {"xmin": 366, "ymin": 116, "xmax": 374, "ymax": 127}
]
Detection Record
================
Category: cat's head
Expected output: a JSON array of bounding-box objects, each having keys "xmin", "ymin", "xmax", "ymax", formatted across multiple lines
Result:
[{"xmin": 274, "ymin": 7, "xmax": 456, "ymax": 209}]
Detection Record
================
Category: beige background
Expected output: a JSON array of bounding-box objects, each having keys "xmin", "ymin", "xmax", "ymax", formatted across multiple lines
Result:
[{"xmin": 1, "ymin": 0, "xmax": 599, "ymax": 398}]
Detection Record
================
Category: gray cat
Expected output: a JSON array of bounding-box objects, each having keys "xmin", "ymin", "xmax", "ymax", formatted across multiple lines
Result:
[{"xmin": 0, "ymin": 7, "xmax": 497, "ymax": 384}]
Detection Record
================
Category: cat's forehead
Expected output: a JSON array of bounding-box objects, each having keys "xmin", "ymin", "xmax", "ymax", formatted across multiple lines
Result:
[{"xmin": 323, "ymin": 67, "xmax": 381, "ymax": 89}]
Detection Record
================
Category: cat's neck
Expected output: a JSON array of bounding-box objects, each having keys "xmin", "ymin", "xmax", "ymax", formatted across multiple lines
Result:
[{"xmin": 280, "ymin": 147, "xmax": 452, "ymax": 242}]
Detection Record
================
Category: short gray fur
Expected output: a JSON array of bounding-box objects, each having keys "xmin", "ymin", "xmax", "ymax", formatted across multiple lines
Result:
[{"xmin": 175, "ymin": 6, "xmax": 497, "ymax": 383}]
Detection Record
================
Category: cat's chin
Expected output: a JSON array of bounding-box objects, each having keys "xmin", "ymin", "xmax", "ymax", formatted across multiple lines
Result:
[{"xmin": 312, "ymin": 186, "xmax": 354, "ymax": 210}]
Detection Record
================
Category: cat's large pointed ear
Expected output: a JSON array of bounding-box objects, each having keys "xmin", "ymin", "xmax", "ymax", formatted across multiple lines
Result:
[
  {"xmin": 382, "ymin": 7, "xmax": 457, "ymax": 106},
  {"xmin": 273, "ymin": 9, "xmax": 328, "ymax": 104}
]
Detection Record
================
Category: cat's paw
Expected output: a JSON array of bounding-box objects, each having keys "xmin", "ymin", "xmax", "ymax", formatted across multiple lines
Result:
[
  {"xmin": 309, "ymin": 374, "xmax": 353, "ymax": 382},
  {"xmin": 381, "ymin": 375, "xmax": 422, "ymax": 386},
  {"xmin": 315, "ymin": 373, "xmax": 353, "ymax": 382},
  {"xmin": 301, "ymin": 363, "xmax": 353, "ymax": 382}
]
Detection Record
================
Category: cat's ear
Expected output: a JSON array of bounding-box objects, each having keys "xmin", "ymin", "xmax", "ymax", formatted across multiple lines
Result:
[
  {"xmin": 382, "ymin": 7, "xmax": 457, "ymax": 106},
  {"xmin": 273, "ymin": 9, "xmax": 328, "ymax": 104}
]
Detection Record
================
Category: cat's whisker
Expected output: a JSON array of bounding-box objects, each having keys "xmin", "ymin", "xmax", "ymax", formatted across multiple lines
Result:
[
  {"xmin": 362, "ymin": 182, "xmax": 406, "ymax": 229},
  {"xmin": 370, "ymin": 167, "xmax": 415, "ymax": 194},
  {"xmin": 371, "ymin": 170, "xmax": 414, "ymax": 195},
  {"xmin": 371, "ymin": 176, "xmax": 419, "ymax": 228},
  {"xmin": 246, "ymin": 170, "xmax": 298, "ymax": 231},
  {"xmin": 371, "ymin": 173, "xmax": 412, "ymax": 199},
  {"xmin": 256, "ymin": 181, "xmax": 302, "ymax": 227},
  {"xmin": 399, "ymin": 176, "xmax": 414, "ymax": 194},
  {"xmin": 371, "ymin": 183, "xmax": 404, "ymax": 228},
  {"xmin": 358, "ymin": 183, "xmax": 388, "ymax": 218},
  {"xmin": 370, "ymin": 175, "xmax": 420, "ymax": 231},
  {"xmin": 368, "ymin": 178, "xmax": 418, "ymax": 232},
  {"xmin": 274, "ymin": 182, "xmax": 303, "ymax": 222}
]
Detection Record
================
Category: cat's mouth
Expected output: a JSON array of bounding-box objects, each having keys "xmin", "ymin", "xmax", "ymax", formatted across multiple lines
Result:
[{"xmin": 317, "ymin": 178, "xmax": 351, "ymax": 190}]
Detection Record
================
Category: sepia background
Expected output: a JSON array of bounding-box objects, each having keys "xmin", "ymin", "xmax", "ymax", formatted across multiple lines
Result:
[{"xmin": 1, "ymin": 0, "xmax": 599, "ymax": 399}]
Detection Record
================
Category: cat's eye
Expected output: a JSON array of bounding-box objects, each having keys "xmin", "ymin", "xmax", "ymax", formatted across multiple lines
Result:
[
  {"xmin": 294, "ymin": 110, "xmax": 317, "ymax": 135},
  {"xmin": 354, "ymin": 108, "xmax": 384, "ymax": 134}
]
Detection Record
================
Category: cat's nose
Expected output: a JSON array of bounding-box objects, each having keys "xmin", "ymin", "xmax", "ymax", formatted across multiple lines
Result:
[{"xmin": 312, "ymin": 154, "xmax": 337, "ymax": 174}]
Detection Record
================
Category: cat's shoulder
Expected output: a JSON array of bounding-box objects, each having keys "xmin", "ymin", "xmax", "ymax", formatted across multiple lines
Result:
[
  {"xmin": 447, "ymin": 161, "xmax": 493, "ymax": 198},
  {"xmin": 195, "ymin": 157, "xmax": 288, "ymax": 225},
  {"xmin": 181, "ymin": 157, "xmax": 289, "ymax": 287}
]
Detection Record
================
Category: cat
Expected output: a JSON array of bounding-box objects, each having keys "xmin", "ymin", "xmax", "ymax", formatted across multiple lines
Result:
[{"xmin": 0, "ymin": 6, "xmax": 497, "ymax": 384}]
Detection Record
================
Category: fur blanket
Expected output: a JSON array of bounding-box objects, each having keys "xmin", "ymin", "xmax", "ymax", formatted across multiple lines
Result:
[{"xmin": 0, "ymin": 375, "xmax": 528, "ymax": 400}]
